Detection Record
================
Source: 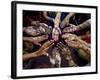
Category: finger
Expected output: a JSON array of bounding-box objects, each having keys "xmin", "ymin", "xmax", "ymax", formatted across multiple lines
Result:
[
  {"xmin": 43, "ymin": 40, "xmax": 50, "ymax": 47},
  {"xmin": 43, "ymin": 52, "xmax": 49, "ymax": 56},
  {"xmin": 31, "ymin": 21, "xmax": 40, "ymax": 26},
  {"xmin": 58, "ymin": 27, "xmax": 61, "ymax": 34},
  {"xmin": 35, "ymin": 35, "xmax": 48, "ymax": 42},
  {"xmin": 34, "ymin": 42, "xmax": 41, "ymax": 46},
  {"xmin": 40, "ymin": 23, "xmax": 49, "ymax": 28},
  {"xmin": 58, "ymin": 42, "xmax": 68, "ymax": 53},
  {"xmin": 44, "ymin": 43, "xmax": 54, "ymax": 51},
  {"xmin": 62, "ymin": 33, "xmax": 77, "ymax": 41},
  {"xmin": 41, "ymin": 40, "xmax": 52, "ymax": 50},
  {"xmin": 56, "ymin": 44, "xmax": 62, "ymax": 50},
  {"xmin": 46, "ymin": 40, "xmax": 54, "ymax": 46},
  {"xmin": 59, "ymin": 42, "xmax": 66, "ymax": 48},
  {"xmin": 65, "ymin": 39, "xmax": 80, "ymax": 48},
  {"xmin": 62, "ymin": 33, "xmax": 69, "ymax": 39},
  {"xmin": 57, "ymin": 42, "xmax": 64, "ymax": 49}
]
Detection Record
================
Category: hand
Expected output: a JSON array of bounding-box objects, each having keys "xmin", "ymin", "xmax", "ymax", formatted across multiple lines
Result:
[
  {"xmin": 56, "ymin": 42, "xmax": 77, "ymax": 67},
  {"xmin": 37, "ymin": 40, "xmax": 54, "ymax": 56},
  {"xmin": 62, "ymin": 33, "xmax": 80, "ymax": 41},
  {"xmin": 62, "ymin": 33, "xmax": 83, "ymax": 48},
  {"xmin": 23, "ymin": 26, "xmax": 41, "ymax": 36},
  {"xmin": 52, "ymin": 27, "xmax": 61, "ymax": 41},
  {"xmin": 62, "ymin": 24, "xmax": 77, "ymax": 33},
  {"xmin": 23, "ymin": 35, "xmax": 48, "ymax": 46},
  {"xmin": 39, "ymin": 23, "xmax": 51, "ymax": 34},
  {"xmin": 23, "ymin": 40, "xmax": 54, "ymax": 61},
  {"xmin": 56, "ymin": 42, "xmax": 71, "ymax": 56},
  {"xmin": 62, "ymin": 33, "xmax": 91, "ymax": 54},
  {"xmin": 31, "ymin": 21, "xmax": 40, "ymax": 26}
]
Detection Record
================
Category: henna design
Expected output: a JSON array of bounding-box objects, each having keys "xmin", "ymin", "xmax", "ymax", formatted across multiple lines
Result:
[
  {"xmin": 23, "ymin": 35, "xmax": 48, "ymax": 46},
  {"xmin": 23, "ymin": 11, "xmax": 91, "ymax": 68},
  {"xmin": 62, "ymin": 19, "xmax": 91, "ymax": 33},
  {"xmin": 62, "ymin": 33, "xmax": 91, "ymax": 55},
  {"xmin": 23, "ymin": 40, "xmax": 54, "ymax": 61},
  {"xmin": 23, "ymin": 22, "xmax": 51, "ymax": 36},
  {"xmin": 56, "ymin": 42, "xmax": 78, "ymax": 67},
  {"xmin": 49, "ymin": 47, "xmax": 61, "ymax": 67},
  {"xmin": 60, "ymin": 12, "xmax": 75, "ymax": 28}
]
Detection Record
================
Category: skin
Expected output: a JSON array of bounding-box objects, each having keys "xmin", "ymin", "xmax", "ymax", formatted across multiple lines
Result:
[
  {"xmin": 23, "ymin": 12, "xmax": 91, "ymax": 67},
  {"xmin": 56, "ymin": 42, "xmax": 78, "ymax": 67},
  {"xmin": 23, "ymin": 26, "xmax": 41, "ymax": 36},
  {"xmin": 49, "ymin": 47, "xmax": 61, "ymax": 67},
  {"xmin": 78, "ymin": 49, "xmax": 90, "ymax": 62},
  {"xmin": 43, "ymin": 12, "xmax": 75, "ymax": 29},
  {"xmin": 23, "ymin": 35, "xmax": 48, "ymax": 46},
  {"xmin": 52, "ymin": 12, "xmax": 61, "ymax": 41},
  {"xmin": 60, "ymin": 12, "xmax": 75, "ymax": 28},
  {"xmin": 43, "ymin": 12, "xmax": 75, "ymax": 41},
  {"xmin": 31, "ymin": 21, "xmax": 40, "ymax": 26},
  {"xmin": 23, "ymin": 22, "xmax": 51, "ymax": 36},
  {"xmin": 62, "ymin": 24, "xmax": 77, "ymax": 33},
  {"xmin": 43, "ymin": 11, "xmax": 54, "ymax": 22},
  {"xmin": 62, "ymin": 19, "xmax": 91, "ymax": 33},
  {"xmin": 62, "ymin": 33, "xmax": 91, "ymax": 55},
  {"xmin": 23, "ymin": 40, "xmax": 54, "ymax": 61}
]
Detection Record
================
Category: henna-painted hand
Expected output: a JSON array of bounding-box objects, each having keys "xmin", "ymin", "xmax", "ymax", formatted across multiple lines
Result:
[
  {"xmin": 23, "ymin": 23, "xmax": 51, "ymax": 36},
  {"xmin": 39, "ymin": 23, "xmax": 51, "ymax": 34},
  {"xmin": 62, "ymin": 33, "xmax": 83, "ymax": 48},
  {"xmin": 23, "ymin": 26, "xmax": 41, "ymax": 36},
  {"xmin": 38, "ymin": 40, "xmax": 54, "ymax": 56},
  {"xmin": 52, "ymin": 27, "xmax": 61, "ymax": 41},
  {"xmin": 23, "ymin": 40, "xmax": 54, "ymax": 61},
  {"xmin": 56, "ymin": 42, "xmax": 78, "ymax": 67},
  {"xmin": 56, "ymin": 42, "xmax": 71, "ymax": 56},
  {"xmin": 62, "ymin": 33, "xmax": 91, "ymax": 55},
  {"xmin": 23, "ymin": 35, "xmax": 48, "ymax": 46}
]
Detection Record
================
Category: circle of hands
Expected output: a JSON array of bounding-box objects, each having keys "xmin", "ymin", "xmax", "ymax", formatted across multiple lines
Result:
[{"xmin": 23, "ymin": 12, "xmax": 91, "ymax": 67}]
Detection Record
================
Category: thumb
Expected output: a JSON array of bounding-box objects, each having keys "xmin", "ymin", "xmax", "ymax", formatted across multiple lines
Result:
[{"xmin": 33, "ymin": 42, "xmax": 41, "ymax": 46}]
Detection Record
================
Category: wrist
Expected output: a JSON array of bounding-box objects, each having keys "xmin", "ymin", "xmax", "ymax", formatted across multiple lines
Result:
[{"xmin": 54, "ymin": 24, "xmax": 59, "ymax": 28}]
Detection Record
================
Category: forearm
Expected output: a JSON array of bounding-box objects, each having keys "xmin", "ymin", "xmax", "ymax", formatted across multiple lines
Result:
[
  {"xmin": 43, "ymin": 12, "xmax": 51, "ymax": 21},
  {"xmin": 23, "ymin": 35, "xmax": 48, "ymax": 43},
  {"xmin": 54, "ymin": 12, "xmax": 61, "ymax": 28},
  {"xmin": 66, "ymin": 12, "xmax": 75, "ymax": 19},
  {"xmin": 62, "ymin": 19, "xmax": 90, "ymax": 33},
  {"xmin": 77, "ymin": 19, "xmax": 91, "ymax": 30},
  {"xmin": 60, "ymin": 12, "xmax": 75, "ymax": 28},
  {"xmin": 23, "ymin": 51, "xmax": 39, "ymax": 61}
]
